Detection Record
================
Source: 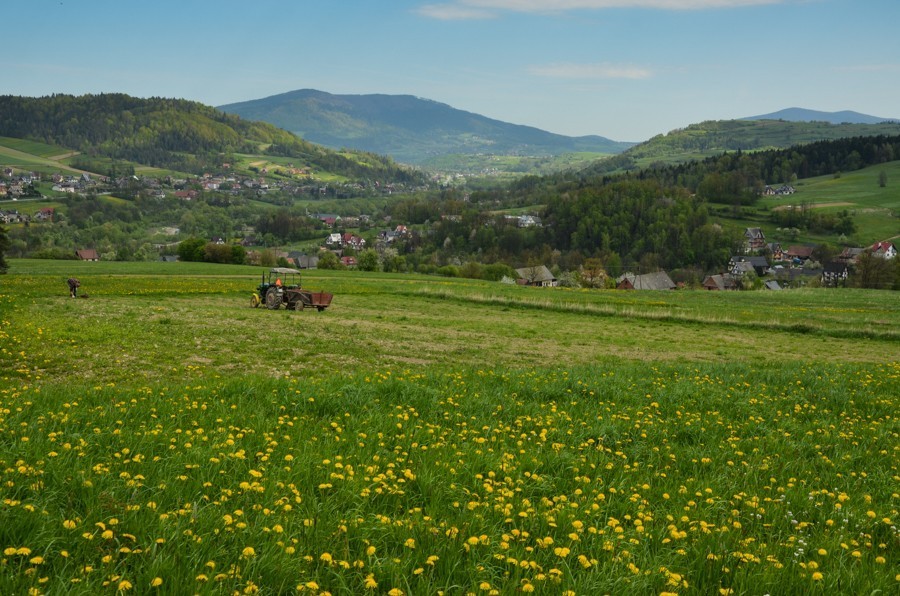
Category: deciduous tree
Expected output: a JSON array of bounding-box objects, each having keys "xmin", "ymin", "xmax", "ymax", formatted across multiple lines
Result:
[{"xmin": 0, "ymin": 224, "xmax": 10, "ymax": 273}]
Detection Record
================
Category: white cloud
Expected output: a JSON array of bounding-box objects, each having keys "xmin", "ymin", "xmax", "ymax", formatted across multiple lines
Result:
[
  {"xmin": 418, "ymin": 0, "xmax": 786, "ymax": 18},
  {"xmin": 530, "ymin": 62, "xmax": 652, "ymax": 79},
  {"xmin": 415, "ymin": 3, "xmax": 496, "ymax": 20}
]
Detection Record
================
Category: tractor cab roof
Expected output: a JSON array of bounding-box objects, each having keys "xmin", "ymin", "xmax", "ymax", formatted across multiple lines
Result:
[{"xmin": 269, "ymin": 267, "xmax": 302, "ymax": 275}]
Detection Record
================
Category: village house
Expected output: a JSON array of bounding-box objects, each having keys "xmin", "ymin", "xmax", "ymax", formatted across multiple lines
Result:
[
  {"xmin": 761, "ymin": 184, "xmax": 796, "ymax": 196},
  {"xmin": 836, "ymin": 247, "xmax": 865, "ymax": 265},
  {"xmin": 75, "ymin": 249, "xmax": 100, "ymax": 261},
  {"xmin": 785, "ymin": 245, "xmax": 815, "ymax": 263},
  {"xmin": 34, "ymin": 207, "xmax": 55, "ymax": 222},
  {"xmin": 821, "ymin": 262, "xmax": 849, "ymax": 287},
  {"xmin": 744, "ymin": 227, "xmax": 766, "ymax": 252},
  {"xmin": 0, "ymin": 209, "xmax": 29, "ymax": 224},
  {"xmin": 870, "ymin": 241, "xmax": 897, "ymax": 259},
  {"xmin": 702, "ymin": 273, "xmax": 739, "ymax": 291},
  {"xmin": 342, "ymin": 233, "xmax": 366, "ymax": 251},
  {"xmin": 765, "ymin": 242, "xmax": 785, "ymax": 261},
  {"xmin": 516, "ymin": 265, "xmax": 558, "ymax": 287},
  {"xmin": 616, "ymin": 271, "xmax": 676, "ymax": 291},
  {"xmin": 729, "ymin": 255, "xmax": 769, "ymax": 277}
]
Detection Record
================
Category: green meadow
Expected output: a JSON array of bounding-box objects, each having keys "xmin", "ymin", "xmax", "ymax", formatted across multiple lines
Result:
[
  {"xmin": 713, "ymin": 161, "xmax": 900, "ymax": 248},
  {"xmin": 0, "ymin": 260, "xmax": 897, "ymax": 595}
]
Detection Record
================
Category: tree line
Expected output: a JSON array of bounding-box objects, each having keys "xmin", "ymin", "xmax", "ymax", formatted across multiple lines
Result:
[{"xmin": 0, "ymin": 94, "xmax": 424, "ymax": 184}]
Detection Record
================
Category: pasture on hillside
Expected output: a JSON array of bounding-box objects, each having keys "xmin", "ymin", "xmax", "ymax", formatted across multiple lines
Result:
[{"xmin": 0, "ymin": 260, "xmax": 897, "ymax": 595}]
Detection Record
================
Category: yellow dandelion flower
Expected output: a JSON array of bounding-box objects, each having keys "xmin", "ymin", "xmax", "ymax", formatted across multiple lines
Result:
[
  {"xmin": 29, "ymin": 556, "xmax": 44, "ymax": 565},
  {"xmin": 118, "ymin": 579, "xmax": 133, "ymax": 591},
  {"xmin": 366, "ymin": 546, "xmax": 376, "ymax": 556},
  {"xmin": 320, "ymin": 552, "xmax": 333, "ymax": 564},
  {"xmin": 404, "ymin": 538, "xmax": 416, "ymax": 549},
  {"xmin": 811, "ymin": 572, "xmax": 823, "ymax": 581},
  {"xmin": 388, "ymin": 589, "xmax": 404, "ymax": 596},
  {"xmin": 242, "ymin": 547, "xmax": 256, "ymax": 558},
  {"xmin": 150, "ymin": 577, "xmax": 163, "ymax": 587},
  {"xmin": 364, "ymin": 574, "xmax": 378, "ymax": 589},
  {"xmin": 63, "ymin": 520, "xmax": 77, "ymax": 530}
]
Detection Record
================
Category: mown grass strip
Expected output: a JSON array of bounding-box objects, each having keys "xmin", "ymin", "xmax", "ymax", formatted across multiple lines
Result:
[{"xmin": 409, "ymin": 287, "xmax": 900, "ymax": 342}]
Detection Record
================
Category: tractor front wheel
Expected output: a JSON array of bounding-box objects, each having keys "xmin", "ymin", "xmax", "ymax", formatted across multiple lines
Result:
[
  {"xmin": 265, "ymin": 288, "xmax": 281, "ymax": 310},
  {"xmin": 250, "ymin": 293, "xmax": 261, "ymax": 308}
]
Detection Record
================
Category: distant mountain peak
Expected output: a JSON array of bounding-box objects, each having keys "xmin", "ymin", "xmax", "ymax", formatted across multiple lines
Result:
[
  {"xmin": 218, "ymin": 89, "xmax": 634, "ymax": 165},
  {"xmin": 743, "ymin": 107, "xmax": 898, "ymax": 125}
]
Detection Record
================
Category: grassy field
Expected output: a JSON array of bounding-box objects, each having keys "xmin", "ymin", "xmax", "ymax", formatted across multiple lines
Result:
[
  {"xmin": 716, "ymin": 161, "xmax": 900, "ymax": 248},
  {"xmin": 0, "ymin": 260, "xmax": 898, "ymax": 595},
  {"xmin": 0, "ymin": 137, "xmax": 72, "ymax": 159}
]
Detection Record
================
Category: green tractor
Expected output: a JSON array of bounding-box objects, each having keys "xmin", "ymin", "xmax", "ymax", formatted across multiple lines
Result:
[{"xmin": 251, "ymin": 267, "xmax": 333, "ymax": 311}]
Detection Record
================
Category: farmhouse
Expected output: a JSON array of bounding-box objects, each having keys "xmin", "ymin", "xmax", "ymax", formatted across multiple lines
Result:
[
  {"xmin": 729, "ymin": 255, "xmax": 769, "ymax": 276},
  {"xmin": 702, "ymin": 273, "xmax": 738, "ymax": 291},
  {"xmin": 516, "ymin": 265, "xmax": 558, "ymax": 287},
  {"xmin": 765, "ymin": 242, "xmax": 785, "ymax": 261},
  {"xmin": 785, "ymin": 245, "xmax": 814, "ymax": 262},
  {"xmin": 836, "ymin": 247, "xmax": 865, "ymax": 265},
  {"xmin": 821, "ymin": 262, "xmax": 849, "ymax": 287},
  {"xmin": 75, "ymin": 249, "xmax": 100, "ymax": 261},
  {"xmin": 744, "ymin": 227, "xmax": 766, "ymax": 252},
  {"xmin": 616, "ymin": 271, "xmax": 676, "ymax": 291},
  {"xmin": 870, "ymin": 241, "xmax": 897, "ymax": 259}
]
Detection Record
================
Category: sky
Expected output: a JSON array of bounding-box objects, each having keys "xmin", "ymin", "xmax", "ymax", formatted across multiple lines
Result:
[{"xmin": 5, "ymin": 0, "xmax": 900, "ymax": 142}]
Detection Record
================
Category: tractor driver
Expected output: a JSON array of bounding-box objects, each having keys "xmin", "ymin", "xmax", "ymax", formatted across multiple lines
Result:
[{"xmin": 275, "ymin": 277, "xmax": 282, "ymax": 288}]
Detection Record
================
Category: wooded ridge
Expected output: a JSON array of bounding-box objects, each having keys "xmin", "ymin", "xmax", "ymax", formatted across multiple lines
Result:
[{"xmin": 0, "ymin": 94, "xmax": 422, "ymax": 183}]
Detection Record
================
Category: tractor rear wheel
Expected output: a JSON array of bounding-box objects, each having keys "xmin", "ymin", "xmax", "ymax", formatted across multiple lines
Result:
[{"xmin": 265, "ymin": 288, "xmax": 281, "ymax": 310}]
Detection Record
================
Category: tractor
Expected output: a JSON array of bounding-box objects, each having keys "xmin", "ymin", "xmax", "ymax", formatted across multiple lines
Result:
[{"xmin": 251, "ymin": 267, "xmax": 333, "ymax": 311}]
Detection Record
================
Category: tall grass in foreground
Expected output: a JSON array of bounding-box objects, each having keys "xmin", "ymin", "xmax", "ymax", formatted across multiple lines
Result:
[{"xmin": 0, "ymin": 362, "xmax": 896, "ymax": 594}]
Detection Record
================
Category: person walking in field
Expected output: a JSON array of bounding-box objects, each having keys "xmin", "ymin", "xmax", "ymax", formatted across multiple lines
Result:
[{"xmin": 67, "ymin": 277, "xmax": 80, "ymax": 298}]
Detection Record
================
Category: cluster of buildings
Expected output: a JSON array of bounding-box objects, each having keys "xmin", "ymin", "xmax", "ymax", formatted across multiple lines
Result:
[
  {"xmin": 701, "ymin": 228, "xmax": 896, "ymax": 290},
  {"xmin": 0, "ymin": 206, "xmax": 54, "ymax": 224}
]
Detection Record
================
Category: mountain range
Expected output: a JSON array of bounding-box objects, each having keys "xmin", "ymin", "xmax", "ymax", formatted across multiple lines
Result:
[
  {"xmin": 742, "ymin": 107, "xmax": 898, "ymax": 125},
  {"xmin": 218, "ymin": 89, "xmax": 636, "ymax": 166}
]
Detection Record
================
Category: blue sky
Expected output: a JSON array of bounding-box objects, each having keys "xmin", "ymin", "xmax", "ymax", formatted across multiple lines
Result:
[{"xmin": 6, "ymin": 0, "xmax": 899, "ymax": 141}]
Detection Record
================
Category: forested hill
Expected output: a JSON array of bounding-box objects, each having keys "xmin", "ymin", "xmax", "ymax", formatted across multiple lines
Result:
[
  {"xmin": 218, "ymin": 89, "xmax": 635, "ymax": 165},
  {"xmin": 0, "ymin": 94, "xmax": 421, "ymax": 182},
  {"xmin": 593, "ymin": 118, "xmax": 900, "ymax": 172}
]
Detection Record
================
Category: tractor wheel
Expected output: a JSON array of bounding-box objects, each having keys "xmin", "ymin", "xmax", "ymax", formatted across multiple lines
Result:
[
  {"xmin": 292, "ymin": 300, "xmax": 304, "ymax": 311},
  {"xmin": 250, "ymin": 293, "xmax": 261, "ymax": 308},
  {"xmin": 265, "ymin": 288, "xmax": 281, "ymax": 310}
]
